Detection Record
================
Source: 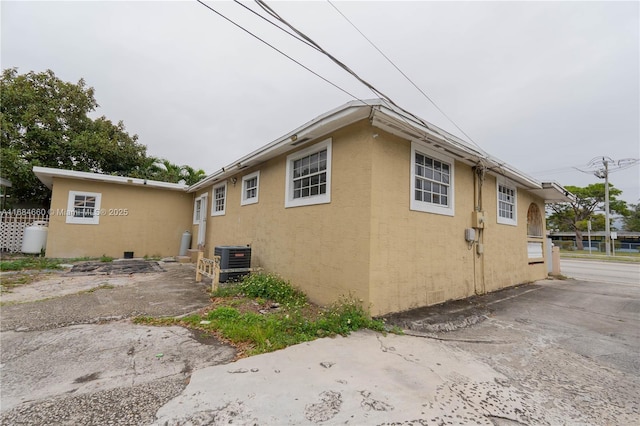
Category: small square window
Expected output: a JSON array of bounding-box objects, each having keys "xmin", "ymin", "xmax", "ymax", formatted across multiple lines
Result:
[
  {"xmin": 66, "ymin": 191, "xmax": 102, "ymax": 224},
  {"xmin": 241, "ymin": 171, "xmax": 260, "ymax": 206}
]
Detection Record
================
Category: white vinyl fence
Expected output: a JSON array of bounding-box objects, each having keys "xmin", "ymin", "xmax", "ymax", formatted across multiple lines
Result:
[{"xmin": 0, "ymin": 210, "xmax": 49, "ymax": 252}]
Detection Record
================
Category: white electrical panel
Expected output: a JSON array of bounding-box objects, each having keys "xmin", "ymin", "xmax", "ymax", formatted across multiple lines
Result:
[{"xmin": 464, "ymin": 228, "xmax": 476, "ymax": 242}]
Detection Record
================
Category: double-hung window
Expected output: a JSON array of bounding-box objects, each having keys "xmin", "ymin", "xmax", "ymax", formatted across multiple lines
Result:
[
  {"xmin": 410, "ymin": 141, "xmax": 454, "ymax": 216},
  {"xmin": 241, "ymin": 171, "xmax": 260, "ymax": 206},
  {"xmin": 285, "ymin": 138, "xmax": 332, "ymax": 208},
  {"xmin": 497, "ymin": 182, "xmax": 517, "ymax": 226},
  {"xmin": 66, "ymin": 191, "xmax": 102, "ymax": 224},
  {"xmin": 212, "ymin": 182, "xmax": 227, "ymax": 216}
]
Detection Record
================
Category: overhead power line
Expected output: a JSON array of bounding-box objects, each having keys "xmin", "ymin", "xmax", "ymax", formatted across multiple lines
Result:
[
  {"xmin": 251, "ymin": 0, "xmax": 471, "ymax": 148},
  {"xmin": 231, "ymin": 0, "xmax": 320, "ymax": 52},
  {"xmin": 253, "ymin": 0, "xmax": 401, "ymax": 108},
  {"xmin": 197, "ymin": 0, "xmax": 498, "ymax": 169},
  {"xmin": 574, "ymin": 156, "xmax": 640, "ymax": 176},
  {"xmin": 326, "ymin": 0, "xmax": 482, "ymax": 151},
  {"xmin": 195, "ymin": 0, "xmax": 363, "ymax": 102}
]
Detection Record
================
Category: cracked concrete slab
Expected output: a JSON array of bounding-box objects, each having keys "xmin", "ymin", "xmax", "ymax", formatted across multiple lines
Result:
[
  {"xmin": 0, "ymin": 321, "xmax": 236, "ymax": 411},
  {"xmin": 154, "ymin": 330, "xmax": 533, "ymax": 425},
  {"xmin": 154, "ymin": 277, "xmax": 639, "ymax": 425}
]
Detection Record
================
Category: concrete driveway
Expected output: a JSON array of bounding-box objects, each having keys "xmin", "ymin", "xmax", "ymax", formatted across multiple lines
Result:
[
  {"xmin": 153, "ymin": 277, "xmax": 640, "ymax": 425},
  {"xmin": 1, "ymin": 261, "xmax": 638, "ymax": 425},
  {"xmin": 0, "ymin": 261, "xmax": 236, "ymax": 424}
]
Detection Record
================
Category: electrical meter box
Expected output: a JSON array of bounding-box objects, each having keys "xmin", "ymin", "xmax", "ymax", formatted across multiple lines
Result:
[{"xmin": 472, "ymin": 211, "xmax": 485, "ymax": 228}]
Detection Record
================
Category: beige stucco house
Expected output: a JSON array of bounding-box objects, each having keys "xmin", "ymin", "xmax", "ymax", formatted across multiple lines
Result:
[
  {"xmin": 35, "ymin": 100, "xmax": 570, "ymax": 315},
  {"xmin": 34, "ymin": 168, "xmax": 192, "ymax": 259}
]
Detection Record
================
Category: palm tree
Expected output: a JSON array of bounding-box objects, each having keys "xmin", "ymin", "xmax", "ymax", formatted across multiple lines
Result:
[
  {"xmin": 130, "ymin": 156, "xmax": 162, "ymax": 180},
  {"xmin": 180, "ymin": 165, "xmax": 207, "ymax": 185}
]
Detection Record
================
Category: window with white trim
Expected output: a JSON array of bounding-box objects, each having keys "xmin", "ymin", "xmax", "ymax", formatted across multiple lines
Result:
[
  {"xmin": 241, "ymin": 171, "xmax": 260, "ymax": 206},
  {"xmin": 497, "ymin": 182, "xmax": 517, "ymax": 226},
  {"xmin": 66, "ymin": 191, "xmax": 102, "ymax": 224},
  {"xmin": 410, "ymin": 141, "xmax": 455, "ymax": 216},
  {"xmin": 285, "ymin": 138, "xmax": 332, "ymax": 208},
  {"xmin": 193, "ymin": 197, "xmax": 202, "ymax": 224},
  {"xmin": 212, "ymin": 182, "xmax": 227, "ymax": 216}
]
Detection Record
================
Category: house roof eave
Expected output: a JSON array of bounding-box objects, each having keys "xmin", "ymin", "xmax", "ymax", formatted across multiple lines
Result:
[
  {"xmin": 529, "ymin": 181, "xmax": 575, "ymax": 204},
  {"xmin": 188, "ymin": 100, "xmax": 376, "ymax": 192},
  {"xmin": 369, "ymin": 106, "xmax": 543, "ymax": 189},
  {"xmin": 188, "ymin": 99, "xmax": 566, "ymax": 197},
  {"xmin": 33, "ymin": 166, "xmax": 189, "ymax": 191}
]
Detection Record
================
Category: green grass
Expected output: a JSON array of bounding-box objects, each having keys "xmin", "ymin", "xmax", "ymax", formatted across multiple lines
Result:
[
  {"xmin": 135, "ymin": 273, "xmax": 390, "ymax": 356},
  {"xmin": 559, "ymin": 250, "xmax": 640, "ymax": 263},
  {"xmin": 0, "ymin": 257, "xmax": 63, "ymax": 271}
]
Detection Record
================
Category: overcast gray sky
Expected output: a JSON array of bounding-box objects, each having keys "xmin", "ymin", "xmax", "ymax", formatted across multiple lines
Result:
[{"xmin": 2, "ymin": 0, "xmax": 639, "ymax": 204}]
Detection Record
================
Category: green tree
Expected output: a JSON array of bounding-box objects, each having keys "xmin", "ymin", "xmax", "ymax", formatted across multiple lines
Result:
[
  {"xmin": 180, "ymin": 165, "xmax": 207, "ymax": 186},
  {"xmin": 129, "ymin": 159, "xmax": 206, "ymax": 186},
  {"xmin": 547, "ymin": 183, "xmax": 628, "ymax": 249},
  {"xmin": 0, "ymin": 68, "xmax": 147, "ymax": 206},
  {"xmin": 130, "ymin": 155, "xmax": 163, "ymax": 180},
  {"xmin": 622, "ymin": 204, "xmax": 640, "ymax": 231}
]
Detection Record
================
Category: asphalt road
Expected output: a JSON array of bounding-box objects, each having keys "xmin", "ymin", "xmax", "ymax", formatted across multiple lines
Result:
[{"xmin": 561, "ymin": 258, "xmax": 640, "ymax": 285}]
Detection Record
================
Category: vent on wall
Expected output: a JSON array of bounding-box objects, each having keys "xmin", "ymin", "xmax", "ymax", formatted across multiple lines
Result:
[{"xmin": 214, "ymin": 246, "xmax": 252, "ymax": 283}]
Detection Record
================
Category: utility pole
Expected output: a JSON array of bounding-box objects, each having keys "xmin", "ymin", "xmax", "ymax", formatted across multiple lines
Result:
[
  {"xmin": 603, "ymin": 159, "xmax": 611, "ymax": 256},
  {"xmin": 583, "ymin": 156, "xmax": 639, "ymax": 256},
  {"xmin": 592, "ymin": 157, "xmax": 612, "ymax": 255}
]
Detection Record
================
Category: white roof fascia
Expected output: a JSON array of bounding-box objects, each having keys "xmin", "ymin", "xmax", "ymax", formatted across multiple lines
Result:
[
  {"xmin": 33, "ymin": 166, "xmax": 189, "ymax": 191},
  {"xmin": 370, "ymin": 106, "xmax": 542, "ymax": 189},
  {"xmin": 530, "ymin": 181, "xmax": 575, "ymax": 203},
  {"xmin": 189, "ymin": 98, "xmax": 550, "ymax": 194},
  {"xmin": 188, "ymin": 100, "xmax": 373, "ymax": 192}
]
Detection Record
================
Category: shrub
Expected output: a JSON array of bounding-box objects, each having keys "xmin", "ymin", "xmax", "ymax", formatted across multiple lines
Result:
[
  {"xmin": 237, "ymin": 273, "xmax": 307, "ymax": 306},
  {"xmin": 138, "ymin": 275, "xmax": 389, "ymax": 357}
]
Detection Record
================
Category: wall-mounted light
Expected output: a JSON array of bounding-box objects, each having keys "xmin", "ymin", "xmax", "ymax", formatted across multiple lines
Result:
[{"xmin": 230, "ymin": 177, "xmax": 237, "ymax": 186}]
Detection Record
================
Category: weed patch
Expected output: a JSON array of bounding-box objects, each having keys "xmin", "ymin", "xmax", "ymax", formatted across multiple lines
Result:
[
  {"xmin": 135, "ymin": 273, "xmax": 389, "ymax": 357},
  {"xmin": 0, "ymin": 257, "xmax": 63, "ymax": 272}
]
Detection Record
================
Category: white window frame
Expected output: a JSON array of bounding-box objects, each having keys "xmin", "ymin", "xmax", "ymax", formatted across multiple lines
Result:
[
  {"xmin": 193, "ymin": 196, "xmax": 203, "ymax": 224},
  {"xmin": 211, "ymin": 182, "xmax": 227, "ymax": 216},
  {"xmin": 497, "ymin": 181, "xmax": 517, "ymax": 226},
  {"xmin": 285, "ymin": 138, "xmax": 332, "ymax": 208},
  {"xmin": 66, "ymin": 191, "xmax": 102, "ymax": 225},
  {"xmin": 241, "ymin": 171, "xmax": 260, "ymax": 206},
  {"xmin": 410, "ymin": 141, "xmax": 455, "ymax": 216}
]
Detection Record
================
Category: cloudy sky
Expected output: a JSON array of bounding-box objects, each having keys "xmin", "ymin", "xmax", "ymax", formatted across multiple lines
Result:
[{"xmin": 2, "ymin": 0, "xmax": 639, "ymax": 203}]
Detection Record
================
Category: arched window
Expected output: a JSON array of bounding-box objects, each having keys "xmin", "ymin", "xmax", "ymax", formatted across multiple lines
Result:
[{"xmin": 527, "ymin": 203, "xmax": 543, "ymax": 237}]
